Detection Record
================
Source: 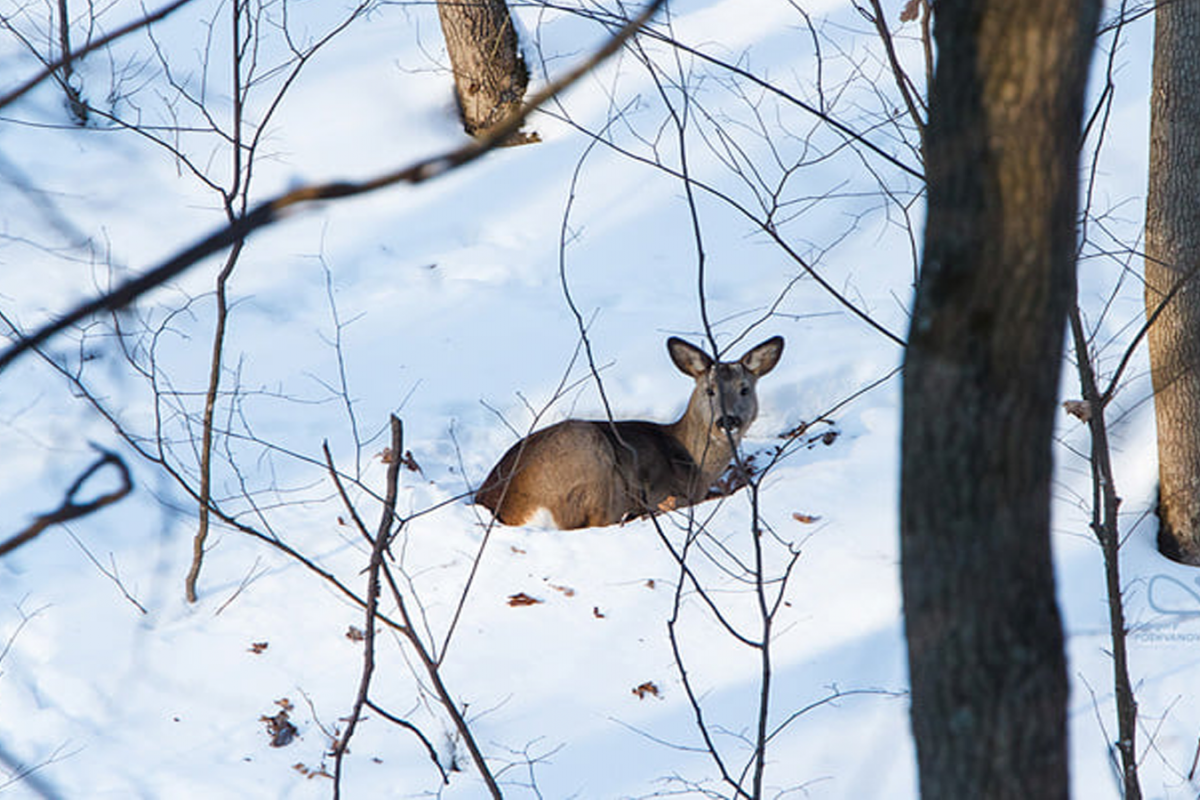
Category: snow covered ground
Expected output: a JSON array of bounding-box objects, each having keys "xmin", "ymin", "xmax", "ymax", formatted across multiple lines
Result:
[{"xmin": 1, "ymin": 0, "xmax": 1197, "ymax": 798}]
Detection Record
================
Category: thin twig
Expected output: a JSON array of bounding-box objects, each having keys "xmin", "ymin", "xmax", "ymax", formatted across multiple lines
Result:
[
  {"xmin": 656, "ymin": 515, "xmax": 754, "ymax": 800},
  {"xmin": 379, "ymin": 552, "xmax": 504, "ymax": 797},
  {"xmin": 864, "ymin": 0, "xmax": 926, "ymax": 157},
  {"xmin": 213, "ymin": 557, "xmax": 267, "ymax": 616},
  {"xmin": 364, "ymin": 698, "xmax": 449, "ymax": 784},
  {"xmin": 65, "ymin": 530, "xmax": 149, "ymax": 614}
]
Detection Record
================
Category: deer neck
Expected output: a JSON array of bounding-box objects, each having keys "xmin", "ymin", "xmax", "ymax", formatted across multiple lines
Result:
[{"xmin": 669, "ymin": 410, "xmax": 736, "ymax": 486}]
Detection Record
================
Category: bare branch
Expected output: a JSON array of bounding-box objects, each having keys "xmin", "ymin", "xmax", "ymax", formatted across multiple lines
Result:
[
  {"xmin": 65, "ymin": 530, "xmax": 149, "ymax": 614},
  {"xmin": 363, "ymin": 699, "xmax": 450, "ymax": 784},
  {"xmin": 332, "ymin": 416, "xmax": 405, "ymax": 798},
  {"xmin": 0, "ymin": 449, "xmax": 132, "ymax": 557}
]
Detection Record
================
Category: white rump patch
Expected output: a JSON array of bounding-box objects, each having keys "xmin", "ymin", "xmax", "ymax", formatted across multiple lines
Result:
[{"xmin": 522, "ymin": 507, "xmax": 561, "ymax": 530}]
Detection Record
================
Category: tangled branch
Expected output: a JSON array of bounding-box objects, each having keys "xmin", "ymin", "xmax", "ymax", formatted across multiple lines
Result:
[
  {"xmin": 0, "ymin": 0, "xmax": 667, "ymax": 375},
  {"xmin": 0, "ymin": 0, "xmax": 197, "ymax": 113}
]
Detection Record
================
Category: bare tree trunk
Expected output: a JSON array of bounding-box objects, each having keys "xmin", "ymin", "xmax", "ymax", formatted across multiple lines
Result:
[
  {"xmin": 1146, "ymin": 0, "xmax": 1200, "ymax": 566},
  {"xmin": 900, "ymin": 0, "xmax": 1100, "ymax": 798},
  {"xmin": 436, "ymin": 0, "xmax": 535, "ymax": 143}
]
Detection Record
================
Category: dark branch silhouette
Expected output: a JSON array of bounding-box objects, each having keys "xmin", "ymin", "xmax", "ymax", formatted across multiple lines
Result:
[{"xmin": 0, "ymin": 449, "xmax": 132, "ymax": 557}]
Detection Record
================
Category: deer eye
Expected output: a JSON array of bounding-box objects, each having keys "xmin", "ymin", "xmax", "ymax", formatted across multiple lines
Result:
[
  {"xmin": 705, "ymin": 387, "xmax": 716, "ymax": 397},
  {"xmin": 740, "ymin": 385, "xmax": 750, "ymax": 396}
]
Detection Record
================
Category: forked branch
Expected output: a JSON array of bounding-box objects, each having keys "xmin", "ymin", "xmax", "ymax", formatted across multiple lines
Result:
[
  {"xmin": 330, "ymin": 416, "xmax": 407, "ymax": 797},
  {"xmin": 325, "ymin": 417, "xmax": 500, "ymax": 797},
  {"xmin": 0, "ymin": 448, "xmax": 132, "ymax": 557}
]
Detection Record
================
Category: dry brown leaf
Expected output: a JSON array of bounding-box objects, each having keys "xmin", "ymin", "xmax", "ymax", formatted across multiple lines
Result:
[
  {"xmin": 657, "ymin": 495, "xmax": 680, "ymax": 512},
  {"xmin": 345, "ymin": 626, "xmax": 365, "ymax": 642},
  {"xmin": 711, "ymin": 455, "xmax": 757, "ymax": 497},
  {"xmin": 593, "ymin": 606, "xmax": 606, "ymax": 619},
  {"xmin": 900, "ymin": 0, "xmax": 921, "ymax": 22},
  {"xmin": 645, "ymin": 579, "xmax": 656, "ymax": 590},
  {"xmin": 548, "ymin": 583, "xmax": 576, "ymax": 597},
  {"xmin": 792, "ymin": 512, "xmax": 821, "ymax": 524},
  {"xmin": 293, "ymin": 762, "xmax": 332, "ymax": 780},
  {"xmin": 1063, "ymin": 399, "xmax": 1092, "ymax": 422},
  {"xmin": 507, "ymin": 592, "xmax": 542, "ymax": 607},
  {"xmin": 248, "ymin": 641, "xmax": 269, "ymax": 654},
  {"xmin": 632, "ymin": 681, "xmax": 660, "ymax": 700},
  {"xmin": 779, "ymin": 419, "xmax": 811, "ymax": 439}
]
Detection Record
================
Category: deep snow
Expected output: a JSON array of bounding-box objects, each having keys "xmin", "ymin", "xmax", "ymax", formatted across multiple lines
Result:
[{"xmin": 1, "ymin": 1, "xmax": 1198, "ymax": 798}]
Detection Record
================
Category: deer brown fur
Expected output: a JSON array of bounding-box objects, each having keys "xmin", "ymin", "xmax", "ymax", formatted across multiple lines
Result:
[{"xmin": 475, "ymin": 336, "xmax": 784, "ymax": 529}]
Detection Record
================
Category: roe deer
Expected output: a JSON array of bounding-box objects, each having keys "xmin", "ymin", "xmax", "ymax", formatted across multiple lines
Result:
[{"xmin": 475, "ymin": 336, "xmax": 784, "ymax": 529}]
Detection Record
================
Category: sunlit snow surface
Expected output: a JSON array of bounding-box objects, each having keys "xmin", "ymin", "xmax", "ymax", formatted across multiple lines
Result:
[{"xmin": 1, "ymin": 1, "xmax": 1197, "ymax": 798}]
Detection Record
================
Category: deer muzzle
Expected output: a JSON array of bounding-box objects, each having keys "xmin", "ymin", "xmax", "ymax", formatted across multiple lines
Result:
[{"xmin": 716, "ymin": 414, "xmax": 744, "ymax": 433}]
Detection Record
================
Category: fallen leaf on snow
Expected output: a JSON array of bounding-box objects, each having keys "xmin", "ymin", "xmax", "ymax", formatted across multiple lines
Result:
[
  {"xmin": 293, "ymin": 762, "xmax": 332, "ymax": 780},
  {"xmin": 261, "ymin": 708, "xmax": 297, "ymax": 747}
]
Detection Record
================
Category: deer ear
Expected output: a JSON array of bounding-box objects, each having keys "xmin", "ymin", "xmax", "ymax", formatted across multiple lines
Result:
[
  {"xmin": 667, "ymin": 337, "xmax": 713, "ymax": 377},
  {"xmin": 741, "ymin": 336, "xmax": 784, "ymax": 376}
]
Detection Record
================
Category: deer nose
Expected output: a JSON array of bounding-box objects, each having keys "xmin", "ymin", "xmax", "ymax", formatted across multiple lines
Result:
[{"xmin": 717, "ymin": 414, "xmax": 743, "ymax": 432}]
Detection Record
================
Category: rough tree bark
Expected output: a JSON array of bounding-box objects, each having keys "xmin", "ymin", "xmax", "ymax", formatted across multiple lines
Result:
[
  {"xmin": 900, "ymin": 0, "xmax": 1100, "ymax": 798},
  {"xmin": 1146, "ymin": 0, "xmax": 1200, "ymax": 566},
  {"xmin": 436, "ymin": 0, "xmax": 536, "ymax": 143}
]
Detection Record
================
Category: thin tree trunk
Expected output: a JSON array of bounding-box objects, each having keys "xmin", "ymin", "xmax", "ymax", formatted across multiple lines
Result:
[
  {"xmin": 187, "ymin": 0, "xmax": 250, "ymax": 602},
  {"xmin": 436, "ymin": 0, "xmax": 535, "ymax": 143},
  {"xmin": 1146, "ymin": 0, "xmax": 1200, "ymax": 566},
  {"xmin": 186, "ymin": 244, "xmax": 240, "ymax": 603},
  {"xmin": 56, "ymin": 0, "xmax": 88, "ymax": 124},
  {"xmin": 1067, "ymin": 306, "xmax": 1143, "ymax": 800},
  {"xmin": 900, "ymin": 1, "xmax": 1100, "ymax": 798}
]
